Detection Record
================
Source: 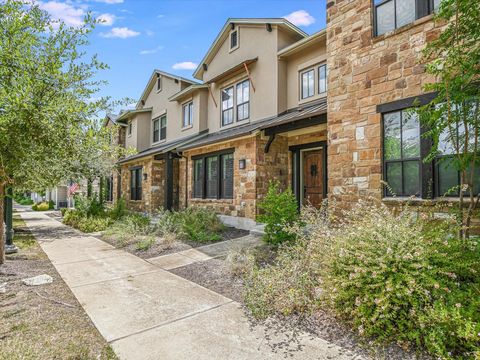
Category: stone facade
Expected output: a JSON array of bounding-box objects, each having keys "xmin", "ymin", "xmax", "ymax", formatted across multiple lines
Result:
[
  {"xmin": 120, "ymin": 157, "xmax": 167, "ymax": 213},
  {"xmin": 326, "ymin": 0, "xmax": 441, "ymax": 206}
]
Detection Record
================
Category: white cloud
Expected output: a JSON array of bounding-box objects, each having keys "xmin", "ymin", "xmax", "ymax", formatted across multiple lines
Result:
[
  {"xmin": 283, "ymin": 10, "xmax": 315, "ymax": 27},
  {"xmin": 97, "ymin": 13, "xmax": 115, "ymax": 26},
  {"xmin": 100, "ymin": 27, "xmax": 140, "ymax": 38},
  {"xmin": 157, "ymin": 14, "xmax": 165, "ymax": 18},
  {"xmin": 38, "ymin": 1, "xmax": 86, "ymax": 27},
  {"xmin": 93, "ymin": 0, "xmax": 124, "ymax": 4},
  {"xmin": 172, "ymin": 61, "xmax": 198, "ymax": 70},
  {"xmin": 139, "ymin": 46, "xmax": 164, "ymax": 55}
]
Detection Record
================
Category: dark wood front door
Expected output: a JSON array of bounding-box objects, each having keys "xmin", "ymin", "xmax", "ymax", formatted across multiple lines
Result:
[{"xmin": 303, "ymin": 149, "xmax": 324, "ymax": 208}]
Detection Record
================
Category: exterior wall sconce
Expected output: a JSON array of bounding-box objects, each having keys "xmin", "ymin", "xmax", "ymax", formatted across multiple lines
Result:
[
  {"xmin": 239, "ymin": 159, "xmax": 246, "ymax": 170},
  {"xmin": 143, "ymin": 173, "xmax": 148, "ymax": 181}
]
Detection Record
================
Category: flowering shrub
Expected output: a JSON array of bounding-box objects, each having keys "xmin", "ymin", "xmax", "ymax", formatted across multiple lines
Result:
[{"xmin": 244, "ymin": 200, "xmax": 480, "ymax": 359}]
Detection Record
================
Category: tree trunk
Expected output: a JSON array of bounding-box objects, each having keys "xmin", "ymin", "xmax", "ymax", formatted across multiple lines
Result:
[{"xmin": 0, "ymin": 184, "xmax": 5, "ymax": 265}]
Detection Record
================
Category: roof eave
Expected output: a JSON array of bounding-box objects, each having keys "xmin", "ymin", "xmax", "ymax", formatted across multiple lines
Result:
[{"xmin": 277, "ymin": 29, "xmax": 327, "ymax": 59}]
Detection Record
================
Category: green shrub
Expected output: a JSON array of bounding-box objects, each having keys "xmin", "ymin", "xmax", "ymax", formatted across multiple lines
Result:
[
  {"xmin": 48, "ymin": 200, "xmax": 55, "ymax": 210},
  {"xmin": 135, "ymin": 236, "xmax": 156, "ymax": 251},
  {"xmin": 60, "ymin": 207, "xmax": 68, "ymax": 216},
  {"xmin": 63, "ymin": 208, "xmax": 112, "ymax": 233},
  {"xmin": 245, "ymin": 201, "xmax": 480, "ymax": 359},
  {"xmin": 109, "ymin": 197, "xmax": 126, "ymax": 220},
  {"xmin": 74, "ymin": 194, "xmax": 105, "ymax": 217},
  {"xmin": 19, "ymin": 198, "xmax": 34, "ymax": 205},
  {"xmin": 257, "ymin": 181, "xmax": 299, "ymax": 246},
  {"xmin": 32, "ymin": 202, "xmax": 50, "ymax": 211},
  {"xmin": 172, "ymin": 207, "xmax": 224, "ymax": 243}
]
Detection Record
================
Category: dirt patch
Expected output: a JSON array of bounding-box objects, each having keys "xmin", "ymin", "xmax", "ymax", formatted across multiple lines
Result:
[
  {"xmin": 170, "ymin": 257, "xmax": 245, "ymax": 302},
  {"xmin": 0, "ymin": 216, "xmax": 116, "ymax": 360},
  {"xmin": 101, "ymin": 227, "xmax": 249, "ymax": 260}
]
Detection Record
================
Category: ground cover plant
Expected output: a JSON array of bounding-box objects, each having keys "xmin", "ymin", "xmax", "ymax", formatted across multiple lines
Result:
[
  {"xmin": 13, "ymin": 193, "xmax": 33, "ymax": 206},
  {"xmin": 243, "ymin": 200, "xmax": 480, "ymax": 359},
  {"xmin": 62, "ymin": 195, "xmax": 115, "ymax": 233}
]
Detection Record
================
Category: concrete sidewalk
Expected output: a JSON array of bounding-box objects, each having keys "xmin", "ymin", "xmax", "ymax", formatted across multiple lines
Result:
[{"xmin": 19, "ymin": 209, "xmax": 363, "ymax": 360}]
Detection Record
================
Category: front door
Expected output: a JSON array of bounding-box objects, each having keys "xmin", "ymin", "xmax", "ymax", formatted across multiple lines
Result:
[{"xmin": 302, "ymin": 149, "xmax": 324, "ymax": 208}]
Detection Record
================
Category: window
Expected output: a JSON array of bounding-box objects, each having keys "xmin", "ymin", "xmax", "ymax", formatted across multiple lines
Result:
[
  {"xmin": 221, "ymin": 86, "xmax": 234, "ymax": 126},
  {"xmin": 130, "ymin": 167, "xmax": 142, "ymax": 201},
  {"xmin": 105, "ymin": 175, "xmax": 113, "ymax": 202},
  {"xmin": 157, "ymin": 76, "xmax": 162, "ymax": 91},
  {"xmin": 192, "ymin": 150, "xmax": 234, "ymax": 199},
  {"xmin": 301, "ymin": 69, "xmax": 314, "ymax": 99},
  {"xmin": 153, "ymin": 117, "xmax": 160, "ymax": 143},
  {"xmin": 236, "ymin": 80, "xmax": 249, "ymax": 121},
  {"xmin": 230, "ymin": 30, "xmax": 238, "ymax": 50},
  {"xmin": 182, "ymin": 102, "xmax": 193, "ymax": 128},
  {"xmin": 193, "ymin": 159, "xmax": 204, "ymax": 198},
  {"xmin": 318, "ymin": 64, "xmax": 327, "ymax": 94},
  {"xmin": 160, "ymin": 115, "xmax": 167, "ymax": 141},
  {"xmin": 436, "ymin": 126, "xmax": 480, "ymax": 196},
  {"xmin": 383, "ymin": 109, "xmax": 421, "ymax": 197},
  {"xmin": 128, "ymin": 121, "xmax": 132, "ymax": 135},
  {"xmin": 374, "ymin": 0, "xmax": 438, "ymax": 36}
]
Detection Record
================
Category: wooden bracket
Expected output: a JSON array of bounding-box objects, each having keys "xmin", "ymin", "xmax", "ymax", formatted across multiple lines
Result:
[
  {"xmin": 207, "ymin": 84, "xmax": 218, "ymax": 108},
  {"xmin": 243, "ymin": 62, "xmax": 256, "ymax": 92}
]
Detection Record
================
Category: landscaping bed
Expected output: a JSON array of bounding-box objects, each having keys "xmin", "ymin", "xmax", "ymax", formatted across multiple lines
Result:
[{"xmin": 0, "ymin": 216, "xmax": 116, "ymax": 360}]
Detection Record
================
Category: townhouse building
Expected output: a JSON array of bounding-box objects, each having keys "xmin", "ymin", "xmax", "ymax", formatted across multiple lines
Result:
[{"xmin": 107, "ymin": 3, "xmax": 475, "ymax": 229}]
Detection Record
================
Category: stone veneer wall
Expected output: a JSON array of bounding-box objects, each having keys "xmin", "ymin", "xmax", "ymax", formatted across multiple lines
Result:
[
  {"xmin": 120, "ymin": 157, "xmax": 166, "ymax": 212},
  {"xmin": 326, "ymin": 0, "xmax": 441, "ymax": 206}
]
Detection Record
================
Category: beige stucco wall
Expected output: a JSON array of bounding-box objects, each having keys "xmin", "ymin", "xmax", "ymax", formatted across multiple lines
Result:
[
  {"xmin": 284, "ymin": 43, "xmax": 327, "ymax": 109},
  {"xmin": 168, "ymin": 88, "xmax": 209, "ymax": 139}
]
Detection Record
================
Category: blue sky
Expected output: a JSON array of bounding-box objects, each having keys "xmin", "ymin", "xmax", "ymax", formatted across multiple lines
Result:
[{"xmin": 38, "ymin": 0, "xmax": 327, "ymax": 108}]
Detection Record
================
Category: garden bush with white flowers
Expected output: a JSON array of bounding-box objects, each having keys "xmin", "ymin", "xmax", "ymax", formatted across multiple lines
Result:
[{"xmin": 244, "ymin": 200, "xmax": 480, "ymax": 359}]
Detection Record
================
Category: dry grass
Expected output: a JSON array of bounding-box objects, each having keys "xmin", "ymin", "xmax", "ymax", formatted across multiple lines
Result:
[{"xmin": 0, "ymin": 216, "xmax": 117, "ymax": 360}]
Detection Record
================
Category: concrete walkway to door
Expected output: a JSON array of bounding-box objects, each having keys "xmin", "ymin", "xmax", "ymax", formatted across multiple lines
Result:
[{"xmin": 18, "ymin": 209, "xmax": 364, "ymax": 360}]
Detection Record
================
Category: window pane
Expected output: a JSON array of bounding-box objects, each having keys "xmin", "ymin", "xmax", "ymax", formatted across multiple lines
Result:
[
  {"xmin": 376, "ymin": 0, "xmax": 395, "ymax": 35},
  {"xmin": 438, "ymin": 127, "xmax": 456, "ymax": 155},
  {"xmin": 222, "ymin": 109, "xmax": 233, "ymax": 126},
  {"xmin": 136, "ymin": 169, "xmax": 142, "ymax": 201},
  {"xmin": 437, "ymin": 157, "xmax": 459, "ymax": 196},
  {"xmin": 384, "ymin": 111, "xmax": 401, "ymax": 160},
  {"xmin": 403, "ymin": 161, "xmax": 420, "ymax": 196},
  {"xmin": 386, "ymin": 162, "xmax": 402, "ymax": 196},
  {"xmin": 319, "ymin": 64, "xmax": 327, "ymax": 93},
  {"xmin": 230, "ymin": 31, "xmax": 237, "ymax": 48},
  {"xmin": 189, "ymin": 102, "xmax": 193, "ymax": 125},
  {"xmin": 434, "ymin": 0, "xmax": 441, "ymax": 11},
  {"xmin": 402, "ymin": 111, "xmax": 420, "ymax": 158},
  {"xmin": 301, "ymin": 70, "xmax": 314, "ymax": 99},
  {"xmin": 193, "ymin": 159, "xmax": 203, "ymax": 198},
  {"xmin": 206, "ymin": 156, "xmax": 218, "ymax": 198},
  {"xmin": 237, "ymin": 103, "xmax": 249, "ymax": 121},
  {"xmin": 183, "ymin": 104, "xmax": 188, "ymax": 127},
  {"xmin": 396, "ymin": 0, "xmax": 416, "ymax": 28},
  {"xmin": 222, "ymin": 87, "xmax": 233, "ymax": 108},
  {"xmin": 161, "ymin": 116, "xmax": 167, "ymax": 127},
  {"xmin": 221, "ymin": 154, "xmax": 234, "ymax": 198}
]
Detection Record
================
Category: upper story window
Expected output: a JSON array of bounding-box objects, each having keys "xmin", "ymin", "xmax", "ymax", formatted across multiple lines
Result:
[
  {"xmin": 182, "ymin": 101, "xmax": 193, "ymax": 128},
  {"xmin": 318, "ymin": 64, "xmax": 327, "ymax": 94},
  {"xmin": 157, "ymin": 76, "xmax": 162, "ymax": 91},
  {"xmin": 301, "ymin": 69, "xmax": 315, "ymax": 99},
  {"xmin": 153, "ymin": 117, "xmax": 160, "ymax": 143},
  {"xmin": 128, "ymin": 121, "xmax": 132, "ymax": 136},
  {"xmin": 160, "ymin": 115, "xmax": 167, "ymax": 141},
  {"xmin": 374, "ymin": 0, "xmax": 439, "ymax": 36},
  {"xmin": 221, "ymin": 86, "xmax": 234, "ymax": 126},
  {"xmin": 153, "ymin": 115, "xmax": 167, "ymax": 143},
  {"xmin": 236, "ymin": 80, "xmax": 250, "ymax": 121},
  {"xmin": 230, "ymin": 30, "xmax": 238, "ymax": 50}
]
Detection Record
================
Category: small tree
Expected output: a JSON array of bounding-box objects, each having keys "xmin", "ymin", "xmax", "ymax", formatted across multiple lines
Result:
[
  {"xmin": 415, "ymin": 0, "xmax": 480, "ymax": 239},
  {"xmin": 258, "ymin": 181, "xmax": 299, "ymax": 246},
  {"xmin": 0, "ymin": 0, "xmax": 126, "ymax": 263}
]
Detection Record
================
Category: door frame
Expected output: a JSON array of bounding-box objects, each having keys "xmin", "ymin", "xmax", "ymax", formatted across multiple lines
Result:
[{"xmin": 289, "ymin": 141, "xmax": 328, "ymax": 208}]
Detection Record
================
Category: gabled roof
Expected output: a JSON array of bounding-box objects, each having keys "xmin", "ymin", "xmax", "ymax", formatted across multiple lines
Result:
[
  {"xmin": 193, "ymin": 18, "xmax": 308, "ymax": 80},
  {"xmin": 116, "ymin": 107, "xmax": 153, "ymax": 122},
  {"xmin": 277, "ymin": 29, "xmax": 327, "ymax": 59},
  {"xmin": 169, "ymin": 84, "xmax": 209, "ymax": 102},
  {"xmin": 136, "ymin": 69, "xmax": 199, "ymax": 109},
  {"xmin": 102, "ymin": 113, "xmax": 118, "ymax": 127}
]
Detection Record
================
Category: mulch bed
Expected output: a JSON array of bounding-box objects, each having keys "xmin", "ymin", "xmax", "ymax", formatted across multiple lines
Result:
[
  {"xmin": 101, "ymin": 227, "xmax": 250, "ymax": 260},
  {"xmin": 0, "ymin": 216, "xmax": 116, "ymax": 360}
]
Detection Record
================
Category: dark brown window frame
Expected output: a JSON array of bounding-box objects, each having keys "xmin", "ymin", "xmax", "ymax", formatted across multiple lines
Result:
[
  {"xmin": 192, "ymin": 149, "xmax": 235, "ymax": 200},
  {"xmin": 130, "ymin": 166, "xmax": 143, "ymax": 201}
]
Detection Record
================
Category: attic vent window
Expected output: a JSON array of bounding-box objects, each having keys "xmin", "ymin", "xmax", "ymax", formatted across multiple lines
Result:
[
  {"xmin": 157, "ymin": 76, "xmax": 162, "ymax": 91},
  {"xmin": 230, "ymin": 30, "xmax": 238, "ymax": 50}
]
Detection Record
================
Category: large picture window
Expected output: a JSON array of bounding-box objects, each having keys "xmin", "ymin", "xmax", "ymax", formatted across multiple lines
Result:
[
  {"xmin": 383, "ymin": 109, "xmax": 421, "ymax": 197},
  {"xmin": 374, "ymin": 0, "xmax": 439, "ymax": 36},
  {"xmin": 192, "ymin": 150, "xmax": 234, "ymax": 199},
  {"xmin": 130, "ymin": 167, "xmax": 142, "ymax": 201}
]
